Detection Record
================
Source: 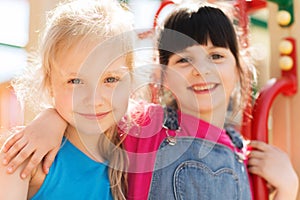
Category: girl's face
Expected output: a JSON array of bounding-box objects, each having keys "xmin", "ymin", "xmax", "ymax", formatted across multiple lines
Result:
[
  {"xmin": 50, "ymin": 40, "xmax": 131, "ymax": 135},
  {"xmin": 165, "ymin": 39, "xmax": 238, "ymax": 127}
]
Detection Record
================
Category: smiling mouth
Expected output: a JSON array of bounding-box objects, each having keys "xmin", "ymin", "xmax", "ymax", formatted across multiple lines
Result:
[
  {"xmin": 187, "ymin": 83, "xmax": 218, "ymax": 93},
  {"xmin": 78, "ymin": 111, "xmax": 110, "ymax": 120}
]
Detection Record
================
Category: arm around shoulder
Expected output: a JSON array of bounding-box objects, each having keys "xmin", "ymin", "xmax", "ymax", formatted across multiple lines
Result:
[{"xmin": 2, "ymin": 108, "xmax": 67, "ymax": 177}]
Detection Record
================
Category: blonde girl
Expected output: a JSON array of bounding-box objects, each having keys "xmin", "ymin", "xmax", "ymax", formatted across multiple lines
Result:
[{"xmin": 0, "ymin": 0, "xmax": 134, "ymax": 199}]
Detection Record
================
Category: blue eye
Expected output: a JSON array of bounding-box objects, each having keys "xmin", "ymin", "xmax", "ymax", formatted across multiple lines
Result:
[
  {"xmin": 68, "ymin": 78, "xmax": 83, "ymax": 84},
  {"xmin": 104, "ymin": 77, "xmax": 120, "ymax": 83}
]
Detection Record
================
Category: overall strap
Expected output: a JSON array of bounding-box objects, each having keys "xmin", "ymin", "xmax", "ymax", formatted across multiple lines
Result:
[
  {"xmin": 162, "ymin": 106, "xmax": 180, "ymax": 145},
  {"xmin": 163, "ymin": 106, "xmax": 180, "ymax": 130},
  {"xmin": 225, "ymin": 125, "xmax": 247, "ymax": 162},
  {"xmin": 224, "ymin": 125, "xmax": 244, "ymax": 150}
]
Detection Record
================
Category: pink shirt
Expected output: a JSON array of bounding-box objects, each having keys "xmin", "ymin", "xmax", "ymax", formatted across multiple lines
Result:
[{"xmin": 121, "ymin": 103, "xmax": 239, "ymax": 200}]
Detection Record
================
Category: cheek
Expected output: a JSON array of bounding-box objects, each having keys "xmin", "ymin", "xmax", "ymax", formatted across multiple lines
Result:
[
  {"xmin": 54, "ymin": 94, "xmax": 72, "ymax": 107},
  {"xmin": 52, "ymin": 88, "xmax": 74, "ymax": 116},
  {"xmin": 165, "ymin": 69, "xmax": 187, "ymax": 90},
  {"xmin": 221, "ymin": 67, "xmax": 238, "ymax": 99},
  {"xmin": 111, "ymin": 81, "xmax": 131, "ymax": 117},
  {"xmin": 112, "ymin": 88, "xmax": 129, "ymax": 106}
]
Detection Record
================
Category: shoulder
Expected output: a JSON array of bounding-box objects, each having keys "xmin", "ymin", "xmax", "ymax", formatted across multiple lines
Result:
[
  {"xmin": 118, "ymin": 101, "xmax": 164, "ymax": 139},
  {"xmin": 0, "ymin": 145, "xmax": 30, "ymax": 199},
  {"xmin": 120, "ymin": 100, "xmax": 163, "ymax": 127},
  {"xmin": 0, "ymin": 131, "xmax": 44, "ymax": 200},
  {"xmin": 0, "ymin": 129, "xmax": 11, "ymax": 150}
]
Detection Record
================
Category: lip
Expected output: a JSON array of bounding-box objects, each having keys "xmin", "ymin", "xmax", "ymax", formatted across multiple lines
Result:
[
  {"xmin": 77, "ymin": 111, "xmax": 111, "ymax": 120},
  {"xmin": 187, "ymin": 83, "xmax": 219, "ymax": 94}
]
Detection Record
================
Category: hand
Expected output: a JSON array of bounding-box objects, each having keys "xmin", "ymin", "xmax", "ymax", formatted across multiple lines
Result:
[
  {"xmin": 248, "ymin": 140, "xmax": 299, "ymax": 200},
  {"xmin": 1, "ymin": 108, "xmax": 67, "ymax": 179}
]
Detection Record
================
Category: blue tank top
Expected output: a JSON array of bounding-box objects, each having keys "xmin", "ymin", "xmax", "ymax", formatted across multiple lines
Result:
[{"xmin": 31, "ymin": 138, "xmax": 113, "ymax": 200}]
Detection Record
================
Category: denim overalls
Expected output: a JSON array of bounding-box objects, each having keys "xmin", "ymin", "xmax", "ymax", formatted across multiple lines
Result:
[{"xmin": 148, "ymin": 107, "xmax": 251, "ymax": 200}]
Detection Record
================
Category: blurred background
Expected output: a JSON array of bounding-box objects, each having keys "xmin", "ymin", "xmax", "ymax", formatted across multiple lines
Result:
[{"xmin": 0, "ymin": 0, "xmax": 299, "ymax": 199}]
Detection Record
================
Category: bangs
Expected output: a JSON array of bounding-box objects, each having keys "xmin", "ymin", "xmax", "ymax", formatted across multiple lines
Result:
[{"xmin": 158, "ymin": 6, "xmax": 238, "ymax": 65}]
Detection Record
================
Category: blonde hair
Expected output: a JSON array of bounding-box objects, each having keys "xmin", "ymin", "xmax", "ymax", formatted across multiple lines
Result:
[{"xmin": 13, "ymin": 0, "xmax": 134, "ymax": 199}]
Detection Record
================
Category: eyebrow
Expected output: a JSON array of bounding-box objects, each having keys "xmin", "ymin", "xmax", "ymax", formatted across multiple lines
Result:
[
  {"xmin": 67, "ymin": 72, "xmax": 79, "ymax": 76},
  {"xmin": 105, "ymin": 67, "xmax": 129, "ymax": 73},
  {"xmin": 66, "ymin": 68, "xmax": 128, "ymax": 76}
]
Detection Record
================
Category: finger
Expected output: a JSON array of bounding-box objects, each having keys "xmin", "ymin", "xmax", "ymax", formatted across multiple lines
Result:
[
  {"xmin": 248, "ymin": 149, "xmax": 265, "ymax": 159},
  {"xmin": 20, "ymin": 152, "xmax": 44, "ymax": 179},
  {"xmin": 247, "ymin": 156, "xmax": 261, "ymax": 167},
  {"xmin": 42, "ymin": 146, "xmax": 59, "ymax": 174},
  {"xmin": 249, "ymin": 140, "xmax": 268, "ymax": 151},
  {"xmin": 2, "ymin": 131, "xmax": 24, "ymax": 153},
  {"xmin": 3, "ymin": 138, "xmax": 28, "ymax": 165},
  {"xmin": 6, "ymin": 144, "xmax": 33, "ymax": 174},
  {"xmin": 247, "ymin": 166, "xmax": 263, "ymax": 176}
]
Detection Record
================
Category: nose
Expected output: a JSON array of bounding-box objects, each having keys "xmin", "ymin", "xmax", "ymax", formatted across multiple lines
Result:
[
  {"xmin": 192, "ymin": 67, "xmax": 200, "ymax": 76},
  {"xmin": 191, "ymin": 64, "xmax": 210, "ymax": 76},
  {"xmin": 93, "ymin": 86, "xmax": 107, "ymax": 107},
  {"xmin": 79, "ymin": 84, "xmax": 106, "ymax": 109}
]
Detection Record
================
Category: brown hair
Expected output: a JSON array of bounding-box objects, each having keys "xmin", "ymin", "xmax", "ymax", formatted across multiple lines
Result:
[{"xmin": 156, "ymin": 4, "xmax": 254, "ymax": 120}]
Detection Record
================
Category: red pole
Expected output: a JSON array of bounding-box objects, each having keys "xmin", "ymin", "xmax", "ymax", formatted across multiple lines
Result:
[{"xmin": 251, "ymin": 37, "xmax": 297, "ymax": 200}]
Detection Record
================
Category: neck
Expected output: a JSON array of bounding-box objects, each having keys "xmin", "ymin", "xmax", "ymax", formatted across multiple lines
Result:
[
  {"xmin": 65, "ymin": 126, "xmax": 104, "ymax": 162},
  {"xmin": 181, "ymin": 105, "xmax": 227, "ymax": 129},
  {"xmin": 200, "ymin": 111, "xmax": 226, "ymax": 129}
]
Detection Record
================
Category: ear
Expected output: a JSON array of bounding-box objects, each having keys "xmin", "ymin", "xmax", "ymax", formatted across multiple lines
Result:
[
  {"xmin": 46, "ymin": 83, "xmax": 55, "ymax": 107},
  {"xmin": 49, "ymin": 87, "xmax": 54, "ymax": 98},
  {"xmin": 47, "ymin": 77, "xmax": 54, "ymax": 97}
]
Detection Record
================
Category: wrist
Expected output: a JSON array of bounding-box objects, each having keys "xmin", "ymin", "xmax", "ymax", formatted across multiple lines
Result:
[
  {"xmin": 274, "ymin": 171, "xmax": 299, "ymax": 200},
  {"xmin": 45, "ymin": 108, "xmax": 66, "ymax": 122}
]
